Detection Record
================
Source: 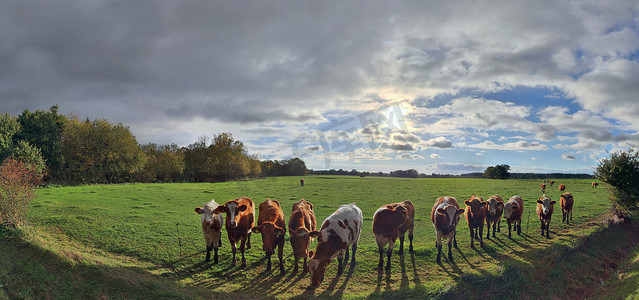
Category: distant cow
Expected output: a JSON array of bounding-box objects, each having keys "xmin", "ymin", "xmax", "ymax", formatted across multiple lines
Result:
[
  {"xmin": 550, "ymin": 181, "xmax": 555, "ymax": 187},
  {"xmin": 309, "ymin": 203, "xmax": 363, "ymax": 287},
  {"xmin": 215, "ymin": 196, "xmax": 255, "ymax": 267},
  {"xmin": 592, "ymin": 182, "xmax": 598, "ymax": 189},
  {"xmin": 300, "ymin": 178, "xmax": 305, "ymax": 187},
  {"xmin": 541, "ymin": 183, "xmax": 546, "ymax": 193},
  {"xmin": 560, "ymin": 193, "xmax": 574, "ymax": 225},
  {"xmin": 485, "ymin": 195, "xmax": 504, "ymax": 239},
  {"xmin": 195, "ymin": 199, "xmax": 223, "ymax": 264},
  {"xmin": 503, "ymin": 195, "xmax": 524, "ymax": 239},
  {"xmin": 559, "ymin": 184, "xmax": 566, "ymax": 192},
  {"xmin": 252, "ymin": 199, "xmax": 286, "ymax": 273},
  {"xmin": 372, "ymin": 200, "xmax": 415, "ymax": 271},
  {"xmin": 464, "ymin": 195, "xmax": 486, "ymax": 248},
  {"xmin": 431, "ymin": 196, "xmax": 465, "ymax": 263},
  {"xmin": 536, "ymin": 195, "xmax": 556, "ymax": 238},
  {"xmin": 288, "ymin": 199, "xmax": 318, "ymax": 274}
]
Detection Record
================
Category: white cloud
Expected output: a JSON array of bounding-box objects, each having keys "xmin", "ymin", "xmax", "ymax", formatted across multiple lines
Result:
[
  {"xmin": 468, "ymin": 140, "xmax": 549, "ymax": 151},
  {"xmin": 430, "ymin": 153, "xmax": 441, "ymax": 159},
  {"xmin": 562, "ymin": 154, "xmax": 577, "ymax": 160},
  {"xmin": 424, "ymin": 136, "xmax": 453, "ymax": 148}
]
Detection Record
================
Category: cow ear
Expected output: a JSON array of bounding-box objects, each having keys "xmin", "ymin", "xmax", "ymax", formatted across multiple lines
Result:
[
  {"xmin": 214, "ymin": 205, "xmax": 225, "ymax": 214},
  {"xmin": 195, "ymin": 207, "xmax": 202, "ymax": 214},
  {"xmin": 537, "ymin": 199, "xmax": 544, "ymax": 204},
  {"xmin": 464, "ymin": 200, "xmax": 471, "ymax": 205},
  {"xmin": 550, "ymin": 200, "xmax": 556, "ymax": 205},
  {"xmin": 251, "ymin": 226, "xmax": 262, "ymax": 234},
  {"xmin": 386, "ymin": 205, "xmax": 395, "ymax": 211},
  {"xmin": 238, "ymin": 205, "xmax": 248, "ymax": 212},
  {"xmin": 498, "ymin": 202, "xmax": 504, "ymax": 206},
  {"xmin": 457, "ymin": 208, "xmax": 465, "ymax": 214},
  {"xmin": 437, "ymin": 208, "xmax": 446, "ymax": 215},
  {"xmin": 309, "ymin": 230, "xmax": 320, "ymax": 238},
  {"xmin": 309, "ymin": 250, "xmax": 315, "ymax": 258},
  {"xmin": 480, "ymin": 202, "xmax": 487, "ymax": 207},
  {"xmin": 274, "ymin": 226, "xmax": 285, "ymax": 237}
]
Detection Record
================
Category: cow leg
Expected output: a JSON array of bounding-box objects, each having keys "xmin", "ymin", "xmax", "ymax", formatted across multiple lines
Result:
[
  {"xmin": 239, "ymin": 237, "xmax": 247, "ymax": 268},
  {"xmin": 492, "ymin": 221, "xmax": 497, "ymax": 238},
  {"xmin": 385, "ymin": 241, "xmax": 394, "ymax": 271},
  {"xmin": 479, "ymin": 225, "xmax": 484, "ymax": 247},
  {"xmin": 408, "ymin": 232, "xmax": 414, "ymax": 253},
  {"xmin": 497, "ymin": 220, "xmax": 501, "ymax": 232},
  {"xmin": 303, "ymin": 256, "xmax": 308, "ymax": 274},
  {"xmin": 246, "ymin": 232, "xmax": 252, "ymax": 250},
  {"xmin": 219, "ymin": 235, "xmax": 222, "ymax": 247},
  {"xmin": 570, "ymin": 210, "xmax": 573, "ymax": 222},
  {"xmin": 293, "ymin": 257, "xmax": 299, "ymax": 274},
  {"xmin": 469, "ymin": 227, "xmax": 475, "ymax": 247},
  {"xmin": 517, "ymin": 221, "xmax": 521, "ymax": 235},
  {"xmin": 546, "ymin": 222, "xmax": 550, "ymax": 238},
  {"xmin": 507, "ymin": 220, "xmax": 512, "ymax": 239},
  {"xmin": 453, "ymin": 232, "xmax": 458, "ymax": 248},
  {"xmin": 278, "ymin": 239, "xmax": 285, "ymax": 274},
  {"xmin": 206, "ymin": 244, "xmax": 212, "ymax": 262},
  {"xmin": 266, "ymin": 253, "xmax": 272, "ymax": 272},
  {"xmin": 436, "ymin": 232, "xmax": 443, "ymax": 263},
  {"xmin": 337, "ymin": 252, "xmax": 345, "ymax": 274},
  {"xmin": 351, "ymin": 243, "xmax": 357, "ymax": 266},
  {"xmin": 344, "ymin": 245, "xmax": 350, "ymax": 267},
  {"xmin": 562, "ymin": 211, "xmax": 566, "ymax": 223},
  {"xmin": 231, "ymin": 242, "xmax": 238, "ymax": 266},
  {"xmin": 213, "ymin": 247, "xmax": 219, "ymax": 265},
  {"xmin": 486, "ymin": 220, "xmax": 491, "ymax": 239},
  {"xmin": 447, "ymin": 236, "xmax": 454, "ymax": 261},
  {"xmin": 377, "ymin": 244, "xmax": 384, "ymax": 270},
  {"xmin": 398, "ymin": 235, "xmax": 405, "ymax": 254}
]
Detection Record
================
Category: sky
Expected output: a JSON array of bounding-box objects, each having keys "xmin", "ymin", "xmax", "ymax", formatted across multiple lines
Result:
[{"xmin": 2, "ymin": 0, "xmax": 639, "ymax": 174}]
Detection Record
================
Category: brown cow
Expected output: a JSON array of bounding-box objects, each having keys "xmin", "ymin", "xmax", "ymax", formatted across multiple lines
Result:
[
  {"xmin": 484, "ymin": 195, "xmax": 504, "ymax": 239},
  {"xmin": 194, "ymin": 199, "xmax": 223, "ymax": 264},
  {"xmin": 431, "ymin": 196, "xmax": 465, "ymax": 263},
  {"xmin": 252, "ymin": 199, "xmax": 286, "ymax": 273},
  {"xmin": 541, "ymin": 183, "xmax": 546, "ymax": 194},
  {"xmin": 215, "ymin": 196, "xmax": 255, "ymax": 267},
  {"xmin": 288, "ymin": 199, "xmax": 318, "ymax": 274},
  {"xmin": 550, "ymin": 180, "xmax": 555, "ymax": 187},
  {"xmin": 372, "ymin": 200, "xmax": 415, "ymax": 271},
  {"xmin": 503, "ymin": 195, "xmax": 524, "ymax": 239},
  {"xmin": 559, "ymin": 184, "xmax": 566, "ymax": 192},
  {"xmin": 464, "ymin": 195, "xmax": 486, "ymax": 248},
  {"xmin": 560, "ymin": 193, "xmax": 574, "ymax": 225},
  {"xmin": 592, "ymin": 182, "xmax": 598, "ymax": 189},
  {"xmin": 536, "ymin": 195, "xmax": 556, "ymax": 238}
]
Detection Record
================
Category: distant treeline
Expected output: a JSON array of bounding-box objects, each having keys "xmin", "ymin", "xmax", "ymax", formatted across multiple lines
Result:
[
  {"xmin": 310, "ymin": 169, "xmax": 594, "ymax": 180},
  {"xmin": 1, "ymin": 106, "xmax": 308, "ymax": 184}
]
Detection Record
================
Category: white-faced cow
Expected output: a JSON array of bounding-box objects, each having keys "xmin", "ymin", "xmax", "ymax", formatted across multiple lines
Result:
[
  {"xmin": 484, "ymin": 195, "xmax": 504, "ymax": 239},
  {"xmin": 214, "ymin": 196, "xmax": 255, "ymax": 267},
  {"xmin": 431, "ymin": 196, "xmax": 465, "ymax": 263},
  {"xmin": 288, "ymin": 199, "xmax": 318, "ymax": 274},
  {"xmin": 194, "ymin": 199, "xmax": 223, "ymax": 264},
  {"xmin": 560, "ymin": 192, "xmax": 574, "ymax": 225},
  {"xmin": 536, "ymin": 195, "xmax": 556, "ymax": 238},
  {"xmin": 251, "ymin": 199, "xmax": 286, "ymax": 273},
  {"xmin": 464, "ymin": 195, "xmax": 486, "ymax": 248},
  {"xmin": 308, "ymin": 203, "xmax": 363, "ymax": 288},
  {"xmin": 503, "ymin": 195, "xmax": 524, "ymax": 239},
  {"xmin": 372, "ymin": 200, "xmax": 415, "ymax": 271}
]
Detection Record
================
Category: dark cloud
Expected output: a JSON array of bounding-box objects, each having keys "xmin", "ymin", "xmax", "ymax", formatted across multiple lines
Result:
[
  {"xmin": 562, "ymin": 154, "xmax": 576, "ymax": 160},
  {"xmin": 424, "ymin": 137, "xmax": 453, "ymax": 148}
]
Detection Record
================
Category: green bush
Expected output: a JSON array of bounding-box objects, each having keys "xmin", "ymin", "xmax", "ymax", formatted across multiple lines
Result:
[
  {"xmin": 0, "ymin": 158, "xmax": 41, "ymax": 228},
  {"xmin": 595, "ymin": 148, "xmax": 639, "ymax": 215}
]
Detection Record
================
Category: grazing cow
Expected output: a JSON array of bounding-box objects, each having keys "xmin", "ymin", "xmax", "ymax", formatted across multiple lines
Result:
[
  {"xmin": 550, "ymin": 180, "xmax": 555, "ymax": 187},
  {"xmin": 308, "ymin": 203, "xmax": 363, "ymax": 287},
  {"xmin": 288, "ymin": 199, "xmax": 318, "ymax": 274},
  {"xmin": 194, "ymin": 199, "xmax": 223, "ymax": 264},
  {"xmin": 536, "ymin": 195, "xmax": 556, "ymax": 238},
  {"xmin": 592, "ymin": 182, "xmax": 598, "ymax": 189},
  {"xmin": 541, "ymin": 183, "xmax": 546, "ymax": 194},
  {"xmin": 372, "ymin": 200, "xmax": 415, "ymax": 271},
  {"xmin": 503, "ymin": 195, "xmax": 524, "ymax": 239},
  {"xmin": 215, "ymin": 196, "xmax": 255, "ymax": 267},
  {"xmin": 300, "ymin": 178, "xmax": 305, "ymax": 187},
  {"xmin": 464, "ymin": 195, "xmax": 486, "ymax": 248},
  {"xmin": 251, "ymin": 199, "xmax": 286, "ymax": 273},
  {"xmin": 484, "ymin": 195, "xmax": 504, "ymax": 239},
  {"xmin": 431, "ymin": 196, "xmax": 465, "ymax": 263},
  {"xmin": 559, "ymin": 184, "xmax": 566, "ymax": 192},
  {"xmin": 560, "ymin": 193, "xmax": 574, "ymax": 225}
]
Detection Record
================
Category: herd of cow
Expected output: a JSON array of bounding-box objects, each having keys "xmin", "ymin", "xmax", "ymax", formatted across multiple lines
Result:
[{"xmin": 194, "ymin": 184, "xmax": 578, "ymax": 288}]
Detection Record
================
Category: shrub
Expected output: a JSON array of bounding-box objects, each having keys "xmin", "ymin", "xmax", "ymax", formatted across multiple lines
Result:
[
  {"xmin": 595, "ymin": 148, "xmax": 639, "ymax": 216},
  {"xmin": 0, "ymin": 158, "xmax": 41, "ymax": 228}
]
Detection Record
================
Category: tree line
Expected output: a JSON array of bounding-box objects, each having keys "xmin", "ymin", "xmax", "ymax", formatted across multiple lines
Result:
[{"xmin": 0, "ymin": 106, "xmax": 308, "ymax": 184}]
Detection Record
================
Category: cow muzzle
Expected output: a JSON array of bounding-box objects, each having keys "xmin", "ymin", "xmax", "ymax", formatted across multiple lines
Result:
[{"xmin": 229, "ymin": 221, "xmax": 237, "ymax": 228}]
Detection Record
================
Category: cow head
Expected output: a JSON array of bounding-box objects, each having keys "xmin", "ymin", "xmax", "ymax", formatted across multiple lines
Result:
[
  {"xmin": 251, "ymin": 222, "xmax": 284, "ymax": 255},
  {"xmin": 537, "ymin": 195, "xmax": 556, "ymax": 214},
  {"xmin": 503, "ymin": 202, "xmax": 519, "ymax": 219},
  {"xmin": 562, "ymin": 193, "xmax": 573, "ymax": 202},
  {"xmin": 308, "ymin": 251, "xmax": 327, "ymax": 287},
  {"xmin": 486, "ymin": 196, "xmax": 504, "ymax": 216},
  {"xmin": 289, "ymin": 227, "xmax": 320, "ymax": 259},
  {"xmin": 195, "ymin": 200, "xmax": 222, "ymax": 228},
  {"xmin": 436, "ymin": 205, "xmax": 465, "ymax": 228},
  {"xmin": 464, "ymin": 195, "xmax": 486, "ymax": 214},
  {"xmin": 215, "ymin": 200, "xmax": 248, "ymax": 228}
]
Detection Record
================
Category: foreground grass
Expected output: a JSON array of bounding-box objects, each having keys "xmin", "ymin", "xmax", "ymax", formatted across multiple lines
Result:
[{"xmin": 1, "ymin": 176, "xmax": 622, "ymax": 298}]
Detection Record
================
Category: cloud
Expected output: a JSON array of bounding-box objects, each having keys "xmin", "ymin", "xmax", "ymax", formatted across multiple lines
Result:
[
  {"xmin": 468, "ymin": 140, "xmax": 549, "ymax": 151},
  {"xmin": 562, "ymin": 154, "xmax": 577, "ymax": 160},
  {"xmin": 424, "ymin": 137, "xmax": 453, "ymax": 148},
  {"xmin": 430, "ymin": 153, "xmax": 442, "ymax": 159},
  {"xmin": 396, "ymin": 153, "xmax": 425, "ymax": 160}
]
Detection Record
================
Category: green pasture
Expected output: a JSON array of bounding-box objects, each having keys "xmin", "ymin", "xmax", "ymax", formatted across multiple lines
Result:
[{"xmin": 24, "ymin": 176, "xmax": 609, "ymax": 298}]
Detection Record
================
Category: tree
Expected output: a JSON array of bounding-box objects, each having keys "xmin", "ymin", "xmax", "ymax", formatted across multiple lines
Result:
[
  {"xmin": 0, "ymin": 113, "xmax": 21, "ymax": 160},
  {"xmin": 484, "ymin": 164, "xmax": 511, "ymax": 179},
  {"xmin": 137, "ymin": 143, "xmax": 185, "ymax": 182},
  {"xmin": 595, "ymin": 148, "xmax": 639, "ymax": 216},
  {"xmin": 60, "ymin": 117, "xmax": 147, "ymax": 183},
  {"xmin": 14, "ymin": 106, "xmax": 66, "ymax": 180}
]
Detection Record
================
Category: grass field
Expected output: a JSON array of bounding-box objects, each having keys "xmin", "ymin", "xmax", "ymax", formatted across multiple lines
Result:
[{"xmin": 0, "ymin": 176, "xmax": 627, "ymax": 298}]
